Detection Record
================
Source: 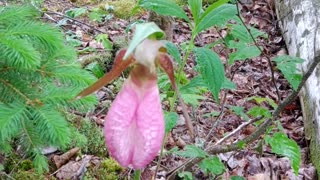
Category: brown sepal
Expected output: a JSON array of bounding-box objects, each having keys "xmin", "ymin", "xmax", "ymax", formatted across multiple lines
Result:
[{"xmin": 75, "ymin": 49, "xmax": 135, "ymax": 99}]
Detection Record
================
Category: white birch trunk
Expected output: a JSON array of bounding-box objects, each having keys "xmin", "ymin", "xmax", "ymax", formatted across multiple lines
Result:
[{"xmin": 275, "ymin": 0, "xmax": 320, "ymax": 175}]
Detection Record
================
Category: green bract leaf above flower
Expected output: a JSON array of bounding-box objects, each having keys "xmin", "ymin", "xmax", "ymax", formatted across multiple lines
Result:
[{"xmin": 124, "ymin": 22, "xmax": 165, "ymax": 59}]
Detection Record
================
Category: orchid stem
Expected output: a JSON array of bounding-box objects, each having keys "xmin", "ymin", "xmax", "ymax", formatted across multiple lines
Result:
[
  {"xmin": 154, "ymin": 132, "xmax": 168, "ymax": 179},
  {"xmin": 134, "ymin": 169, "xmax": 141, "ymax": 180}
]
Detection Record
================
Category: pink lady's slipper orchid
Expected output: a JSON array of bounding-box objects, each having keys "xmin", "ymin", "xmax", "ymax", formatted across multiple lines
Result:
[{"xmin": 76, "ymin": 39, "xmax": 177, "ymax": 169}]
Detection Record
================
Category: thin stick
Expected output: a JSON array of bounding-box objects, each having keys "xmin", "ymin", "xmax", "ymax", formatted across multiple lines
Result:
[
  {"xmin": 235, "ymin": 1, "xmax": 281, "ymax": 101},
  {"xmin": 214, "ymin": 116, "xmax": 263, "ymax": 145},
  {"xmin": 46, "ymin": 11, "xmax": 108, "ymax": 34},
  {"xmin": 153, "ymin": 133, "xmax": 168, "ymax": 179}
]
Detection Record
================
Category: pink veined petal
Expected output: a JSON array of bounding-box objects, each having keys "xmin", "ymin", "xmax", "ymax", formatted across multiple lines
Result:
[
  {"xmin": 104, "ymin": 78, "xmax": 164, "ymax": 169},
  {"xmin": 104, "ymin": 80, "xmax": 139, "ymax": 167},
  {"xmin": 132, "ymin": 82, "xmax": 164, "ymax": 168}
]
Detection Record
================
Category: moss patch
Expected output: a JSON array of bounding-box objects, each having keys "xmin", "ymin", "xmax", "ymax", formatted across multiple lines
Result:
[{"xmin": 85, "ymin": 158, "xmax": 124, "ymax": 180}]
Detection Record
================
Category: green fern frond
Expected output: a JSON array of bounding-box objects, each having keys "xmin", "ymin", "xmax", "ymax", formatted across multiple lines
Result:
[
  {"xmin": 0, "ymin": 141, "xmax": 12, "ymax": 153},
  {"xmin": 40, "ymin": 86, "xmax": 97, "ymax": 111},
  {"xmin": 48, "ymin": 65, "xmax": 97, "ymax": 87},
  {"xmin": 0, "ymin": 81, "xmax": 22, "ymax": 103},
  {"xmin": 19, "ymin": 118, "xmax": 43, "ymax": 153},
  {"xmin": 48, "ymin": 45, "xmax": 77, "ymax": 63},
  {"xmin": 0, "ymin": 102, "xmax": 26, "ymax": 142},
  {"xmin": 0, "ymin": 77, "xmax": 35, "ymax": 103},
  {"xmin": 32, "ymin": 152, "xmax": 49, "ymax": 174},
  {"xmin": 32, "ymin": 106, "xmax": 71, "ymax": 148},
  {"xmin": 0, "ymin": 37, "xmax": 41, "ymax": 69},
  {"xmin": 0, "ymin": 6, "xmax": 38, "ymax": 24},
  {"xmin": 3, "ymin": 21, "xmax": 65, "ymax": 55},
  {"xmin": 0, "ymin": 5, "xmax": 98, "ymax": 172}
]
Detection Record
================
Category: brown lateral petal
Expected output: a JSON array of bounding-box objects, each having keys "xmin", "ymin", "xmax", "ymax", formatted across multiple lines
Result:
[
  {"xmin": 76, "ymin": 49, "xmax": 135, "ymax": 99},
  {"xmin": 156, "ymin": 53, "xmax": 177, "ymax": 90},
  {"xmin": 157, "ymin": 53, "xmax": 195, "ymax": 138}
]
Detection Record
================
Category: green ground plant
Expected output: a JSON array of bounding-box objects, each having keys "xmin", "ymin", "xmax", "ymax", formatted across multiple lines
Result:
[
  {"xmin": 134, "ymin": 0, "xmax": 304, "ymax": 178},
  {"xmin": 84, "ymin": 158, "xmax": 124, "ymax": 180},
  {"xmin": 0, "ymin": 6, "xmax": 97, "ymax": 173}
]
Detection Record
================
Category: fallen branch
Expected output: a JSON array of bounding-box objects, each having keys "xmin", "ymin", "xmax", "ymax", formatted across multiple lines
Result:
[
  {"xmin": 214, "ymin": 116, "xmax": 263, "ymax": 145},
  {"xmin": 53, "ymin": 147, "xmax": 80, "ymax": 168},
  {"xmin": 45, "ymin": 11, "xmax": 108, "ymax": 34}
]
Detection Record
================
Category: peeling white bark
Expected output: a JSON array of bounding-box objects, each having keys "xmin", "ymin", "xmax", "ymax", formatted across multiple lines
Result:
[{"xmin": 275, "ymin": 0, "xmax": 320, "ymax": 173}]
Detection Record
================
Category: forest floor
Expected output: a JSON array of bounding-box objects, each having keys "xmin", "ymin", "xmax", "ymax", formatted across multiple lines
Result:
[{"xmin": 12, "ymin": 0, "xmax": 316, "ymax": 179}]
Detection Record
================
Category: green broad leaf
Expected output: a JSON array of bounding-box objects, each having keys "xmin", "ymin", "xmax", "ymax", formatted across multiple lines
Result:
[
  {"xmin": 158, "ymin": 72, "xmax": 172, "ymax": 91},
  {"xmin": 179, "ymin": 76, "xmax": 207, "ymax": 106},
  {"xmin": 89, "ymin": 11, "xmax": 104, "ymax": 22},
  {"xmin": 181, "ymin": 93, "xmax": 205, "ymax": 106},
  {"xmin": 230, "ymin": 24, "xmax": 268, "ymax": 43},
  {"xmin": 247, "ymin": 106, "xmax": 271, "ymax": 118},
  {"xmin": 231, "ymin": 176, "xmax": 246, "ymax": 180},
  {"xmin": 124, "ymin": 22, "xmax": 164, "ymax": 59},
  {"xmin": 200, "ymin": 0, "xmax": 230, "ymax": 19},
  {"xmin": 226, "ymin": 39, "xmax": 247, "ymax": 49},
  {"xmin": 175, "ymin": 145, "xmax": 208, "ymax": 158},
  {"xmin": 203, "ymin": 111, "xmax": 220, "ymax": 118},
  {"xmin": 188, "ymin": 0, "xmax": 202, "ymax": 25},
  {"xmin": 96, "ymin": 34, "xmax": 113, "ymax": 50},
  {"xmin": 66, "ymin": 33, "xmax": 82, "ymax": 47},
  {"xmin": 139, "ymin": 0, "xmax": 190, "ymax": 22},
  {"xmin": 164, "ymin": 111, "xmax": 178, "ymax": 133},
  {"xmin": 230, "ymin": 106, "xmax": 250, "ymax": 121},
  {"xmin": 166, "ymin": 41, "xmax": 181, "ymax": 65},
  {"xmin": 194, "ymin": 48, "xmax": 225, "ymax": 103},
  {"xmin": 165, "ymin": 147, "xmax": 179, "ymax": 155},
  {"xmin": 276, "ymin": 120, "xmax": 284, "ymax": 131},
  {"xmin": 222, "ymin": 78, "xmax": 236, "ymax": 90},
  {"xmin": 178, "ymin": 171, "xmax": 193, "ymax": 180},
  {"xmin": 196, "ymin": 4, "xmax": 237, "ymax": 34},
  {"xmin": 199, "ymin": 156, "xmax": 225, "ymax": 175},
  {"xmin": 236, "ymin": 140, "xmax": 246, "ymax": 149},
  {"xmin": 229, "ymin": 45, "xmax": 261, "ymax": 64},
  {"xmin": 247, "ymin": 96, "xmax": 278, "ymax": 109},
  {"xmin": 265, "ymin": 132, "xmax": 301, "ymax": 175},
  {"xmin": 180, "ymin": 76, "xmax": 207, "ymax": 93},
  {"xmin": 272, "ymin": 55, "xmax": 304, "ymax": 91},
  {"xmin": 66, "ymin": 8, "xmax": 87, "ymax": 18},
  {"xmin": 85, "ymin": 62, "xmax": 105, "ymax": 78},
  {"xmin": 205, "ymin": 39, "xmax": 223, "ymax": 49}
]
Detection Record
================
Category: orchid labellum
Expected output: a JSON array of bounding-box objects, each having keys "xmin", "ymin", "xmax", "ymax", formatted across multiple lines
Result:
[{"xmin": 76, "ymin": 39, "xmax": 177, "ymax": 169}]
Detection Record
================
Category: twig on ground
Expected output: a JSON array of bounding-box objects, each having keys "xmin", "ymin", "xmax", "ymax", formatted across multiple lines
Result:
[
  {"xmin": 43, "ymin": 13, "xmax": 58, "ymax": 22},
  {"xmin": 0, "ymin": 172, "xmax": 15, "ymax": 180},
  {"xmin": 214, "ymin": 116, "xmax": 263, "ymax": 145},
  {"xmin": 45, "ymin": 11, "xmax": 108, "ymax": 34}
]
